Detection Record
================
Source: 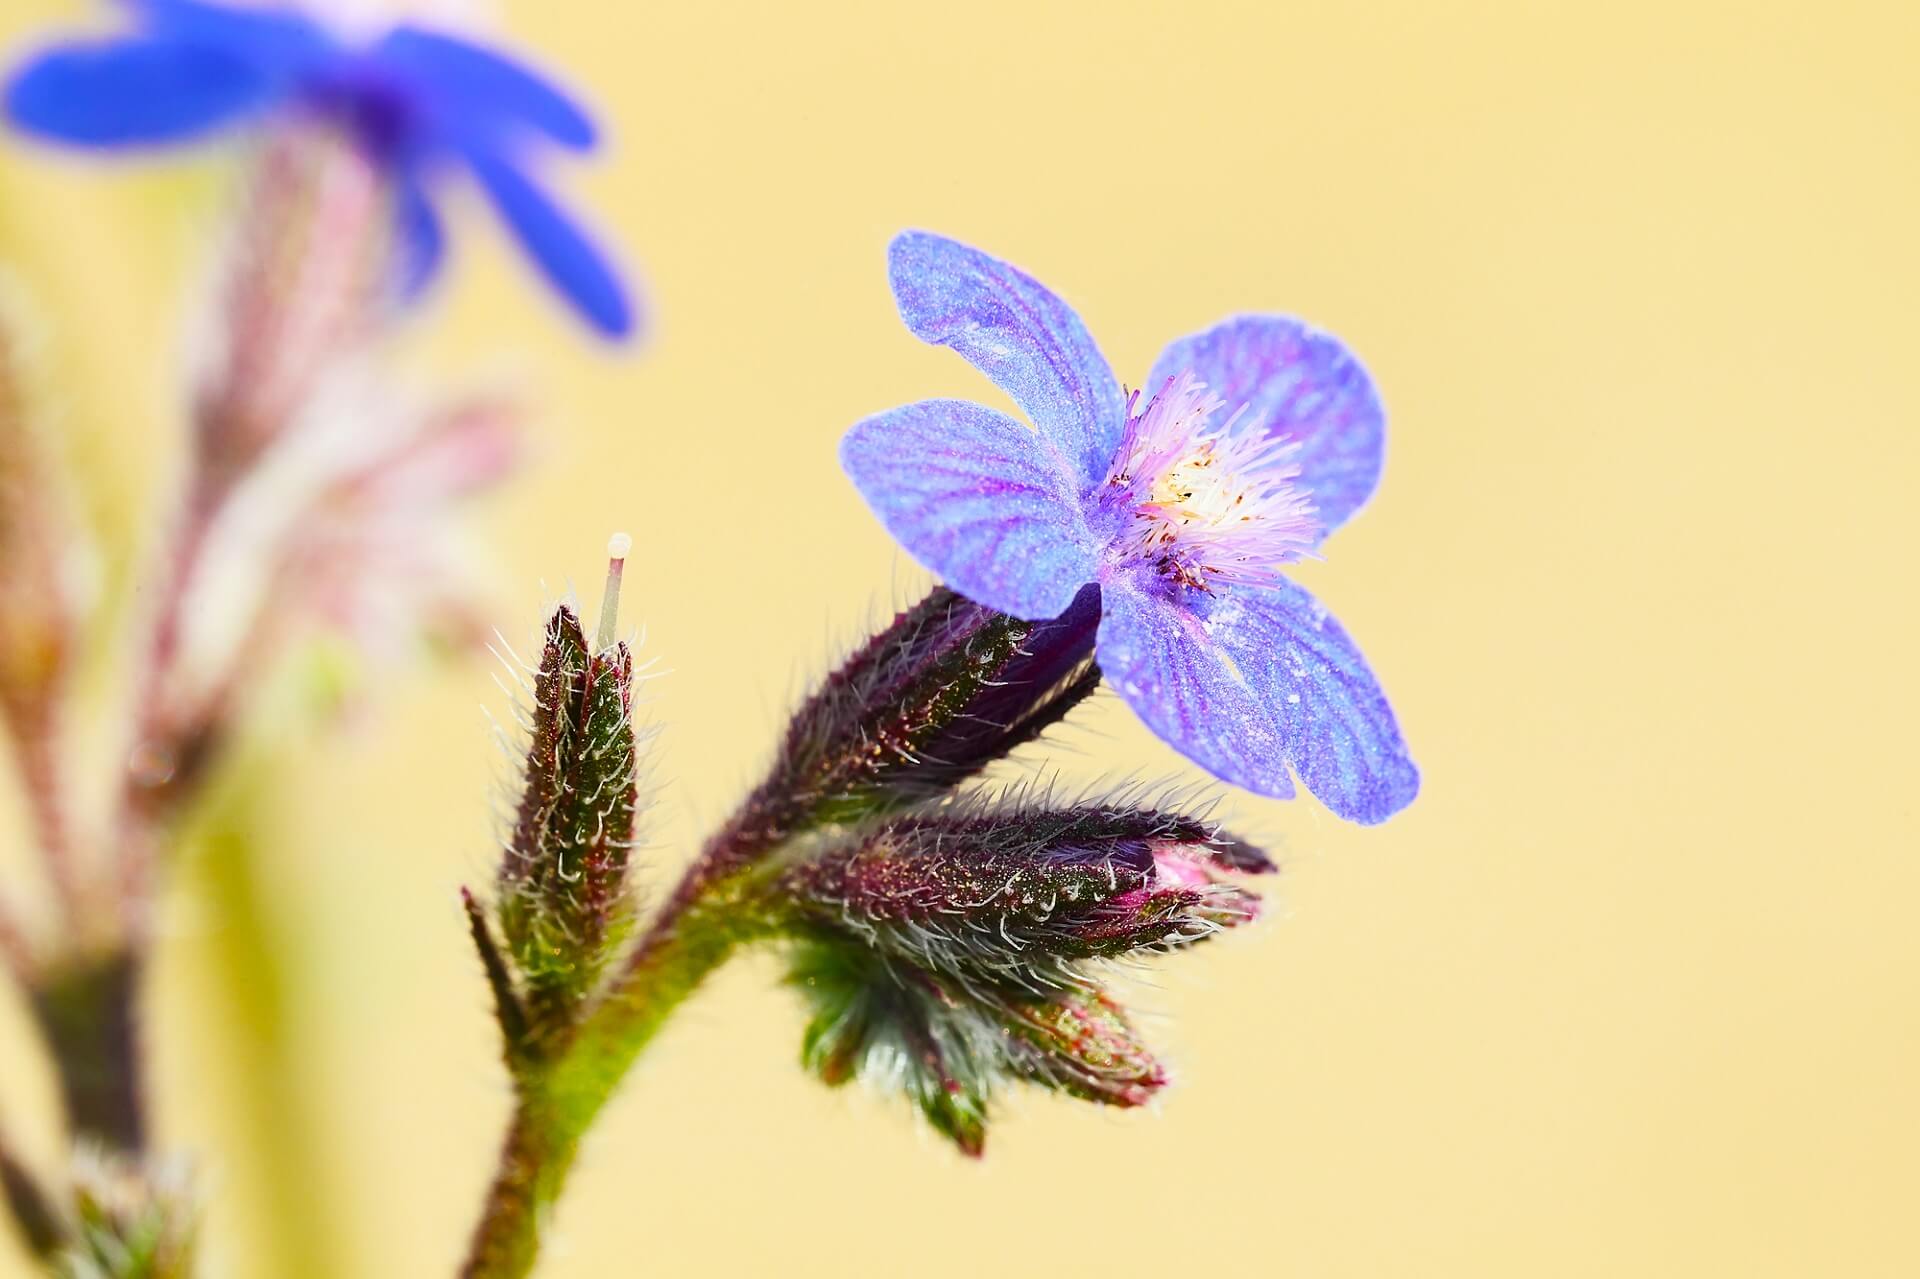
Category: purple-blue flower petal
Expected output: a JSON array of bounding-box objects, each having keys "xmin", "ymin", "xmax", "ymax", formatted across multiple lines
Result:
[
  {"xmin": 4, "ymin": 37, "xmax": 281, "ymax": 147},
  {"xmin": 1148, "ymin": 316, "xmax": 1386, "ymax": 539},
  {"xmin": 372, "ymin": 25, "xmax": 596, "ymax": 151},
  {"xmin": 1225, "ymin": 580, "xmax": 1417, "ymax": 823},
  {"xmin": 888, "ymin": 231, "xmax": 1124, "ymax": 489},
  {"xmin": 463, "ymin": 147, "xmax": 632, "ymax": 338},
  {"xmin": 130, "ymin": 0, "xmax": 334, "ymax": 77},
  {"xmin": 841, "ymin": 400, "xmax": 1100, "ymax": 620},
  {"xmin": 1096, "ymin": 577, "xmax": 1297, "ymax": 800},
  {"xmin": 1096, "ymin": 576, "xmax": 1417, "ymax": 822}
]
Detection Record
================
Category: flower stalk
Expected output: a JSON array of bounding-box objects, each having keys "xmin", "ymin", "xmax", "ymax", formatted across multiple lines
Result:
[
  {"xmin": 0, "ymin": 292, "xmax": 85, "ymax": 928},
  {"xmin": 460, "ymin": 896, "xmax": 753, "ymax": 1279}
]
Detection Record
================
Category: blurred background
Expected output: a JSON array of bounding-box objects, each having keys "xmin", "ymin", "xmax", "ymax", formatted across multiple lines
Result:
[{"xmin": 0, "ymin": 0, "xmax": 1915, "ymax": 1275}]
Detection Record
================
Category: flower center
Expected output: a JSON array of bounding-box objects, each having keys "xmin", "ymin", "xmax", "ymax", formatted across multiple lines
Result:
[{"xmin": 1102, "ymin": 372, "xmax": 1320, "ymax": 590}]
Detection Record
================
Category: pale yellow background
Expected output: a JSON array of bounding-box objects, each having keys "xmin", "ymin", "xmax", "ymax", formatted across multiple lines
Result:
[{"xmin": 1, "ymin": 1, "xmax": 1916, "ymax": 1276}]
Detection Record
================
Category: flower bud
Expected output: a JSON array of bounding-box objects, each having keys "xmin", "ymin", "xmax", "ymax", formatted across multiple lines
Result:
[
  {"xmin": 778, "ymin": 804, "xmax": 1271, "ymax": 985},
  {"xmin": 997, "ymin": 986, "xmax": 1164, "ymax": 1108},
  {"xmin": 490, "ymin": 548, "xmax": 646, "ymax": 1030}
]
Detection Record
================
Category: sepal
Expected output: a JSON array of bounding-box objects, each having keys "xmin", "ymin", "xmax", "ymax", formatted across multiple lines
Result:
[
  {"xmin": 704, "ymin": 584, "xmax": 1101, "ymax": 883},
  {"xmin": 787, "ymin": 940, "xmax": 1169, "ymax": 1157},
  {"xmin": 463, "ymin": 888, "xmax": 529, "ymax": 1062}
]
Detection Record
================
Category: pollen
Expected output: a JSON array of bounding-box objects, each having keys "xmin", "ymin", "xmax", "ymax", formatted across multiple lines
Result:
[{"xmin": 1105, "ymin": 372, "xmax": 1321, "ymax": 589}]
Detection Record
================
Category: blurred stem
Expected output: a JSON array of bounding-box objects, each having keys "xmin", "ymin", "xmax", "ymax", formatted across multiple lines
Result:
[
  {"xmin": 0, "ymin": 894, "xmax": 32, "ymax": 981},
  {"xmin": 459, "ymin": 889, "xmax": 755, "ymax": 1279},
  {"xmin": 9, "ymin": 708, "xmax": 83, "ymax": 930},
  {"xmin": 116, "ymin": 476, "xmax": 225, "ymax": 929},
  {"xmin": 0, "ymin": 1131, "xmax": 61, "ymax": 1259},
  {"xmin": 29, "ymin": 948, "xmax": 145, "ymax": 1154},
  {"xmin": 183, "ymin": 758, "xmax": 345, "ymax": 1279}
]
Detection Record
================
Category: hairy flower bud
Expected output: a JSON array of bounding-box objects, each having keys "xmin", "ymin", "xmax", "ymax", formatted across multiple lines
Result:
[
  {"xmin": 692, "ymin": 584, "xmax": 1101, "ymax": 898},
  {"xmin": 488, "ymin": 548, "xmax": 646, "ymax": 1035},
  {"xmin": 777, "ymin": 796, "xmax": 1269, "ymax": 1153},
  {"xmin": 778, "ymin": 803, "xmax": 1271, "ymax": 986}
]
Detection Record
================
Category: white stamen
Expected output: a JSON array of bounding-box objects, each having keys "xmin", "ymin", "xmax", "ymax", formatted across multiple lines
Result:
[
  {"xmin": 1106, "ymin": 373, "xmax": 1322, "ymax": 589},
  {"xmin": 595, "ymin": 532, "xmax": 631, "ymax": 652}
]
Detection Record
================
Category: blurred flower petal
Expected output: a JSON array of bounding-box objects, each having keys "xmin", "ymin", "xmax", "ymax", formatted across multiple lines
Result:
[
  {"xmin": 4, "ymin": 38, "xmax": 280, "ymax": 146},
  {"xmin": 465, "ymin": 147, "xmax": 633, "ymax": 337},
  {"xmin": 374, "ymin": 24, "xmax": 596, "ymax": 149}
]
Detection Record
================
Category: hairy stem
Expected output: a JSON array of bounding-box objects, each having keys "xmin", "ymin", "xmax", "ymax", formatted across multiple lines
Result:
[{"xmin": 460, "ymin": 893, "xmax": 751, "ymax": 1279}]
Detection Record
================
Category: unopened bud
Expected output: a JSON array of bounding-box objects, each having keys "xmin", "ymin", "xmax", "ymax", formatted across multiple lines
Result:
[
  {"xmin": 493, "ymin": 581, "xmax": 645, "ymax": 1029},
  {"xmin": 998, "ymin": 986, "xmax": 1164, "ymax": 1108},
  {"xmin": 778, "ymin": 804, "xmax": 1271, "ymax": 985}
]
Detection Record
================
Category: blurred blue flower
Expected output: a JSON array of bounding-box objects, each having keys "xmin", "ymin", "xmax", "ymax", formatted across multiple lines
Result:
[
  {"xmin": 842, "ymin": 232, "xmax": 1418, "ymax": 823},
  {"xmin": 4, "ymin": 0, "xmax": 633, "ymax": 338}
]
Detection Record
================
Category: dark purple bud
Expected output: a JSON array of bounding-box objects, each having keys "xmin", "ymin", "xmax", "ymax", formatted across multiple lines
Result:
[
  {"xmin": 779, "ymin": 804, "xmax": 1271, "ymax": 985},
  {"xmin": 488, "ymin": 545, "xmax": 645, "ymax": 1028}
]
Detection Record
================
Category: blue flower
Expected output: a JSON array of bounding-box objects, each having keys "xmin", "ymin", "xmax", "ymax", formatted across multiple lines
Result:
[
  {"xmin": 3, "ymin": 0, "xmax": 632, "ymax": 338},
  {"xmin": 841, "ymin": 232, "xmax": 1418, "ymax": 824}
]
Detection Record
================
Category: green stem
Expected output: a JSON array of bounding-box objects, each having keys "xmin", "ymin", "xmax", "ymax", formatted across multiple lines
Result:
[{"xmin": 458, "ymin": 898, "xmax": 750, "ymax": 1279}]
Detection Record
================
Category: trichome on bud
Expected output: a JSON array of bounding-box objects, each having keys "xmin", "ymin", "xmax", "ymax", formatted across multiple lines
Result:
[
  {"xmin": 475, "ymin": 542, "xmax": 648, "ymax": 1051},
  {"xmin": 779, "ymin": 798, "xmax": 1272, "ymax": 1154},
  {"xmin": 778, "ymin": 801, "xmax": 1271, "ymax": 985},
  {"xmin": 695, "ymin": 582, "xmax": 1102, "ymax": 893}
]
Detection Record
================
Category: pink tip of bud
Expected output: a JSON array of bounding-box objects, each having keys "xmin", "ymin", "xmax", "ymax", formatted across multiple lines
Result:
[{"xmin": 1149, "ymin": 843, "xmax": 1217, "ymax": 890}]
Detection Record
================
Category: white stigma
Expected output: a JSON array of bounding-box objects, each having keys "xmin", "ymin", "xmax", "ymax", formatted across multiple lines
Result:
[
  {"xmin": 1106, "ymin": 373, "xmax": 1321, "ymax": 590},
  {"xmin": 595, "ymin": 532, "xmax": 631, "ymax": 652}
]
